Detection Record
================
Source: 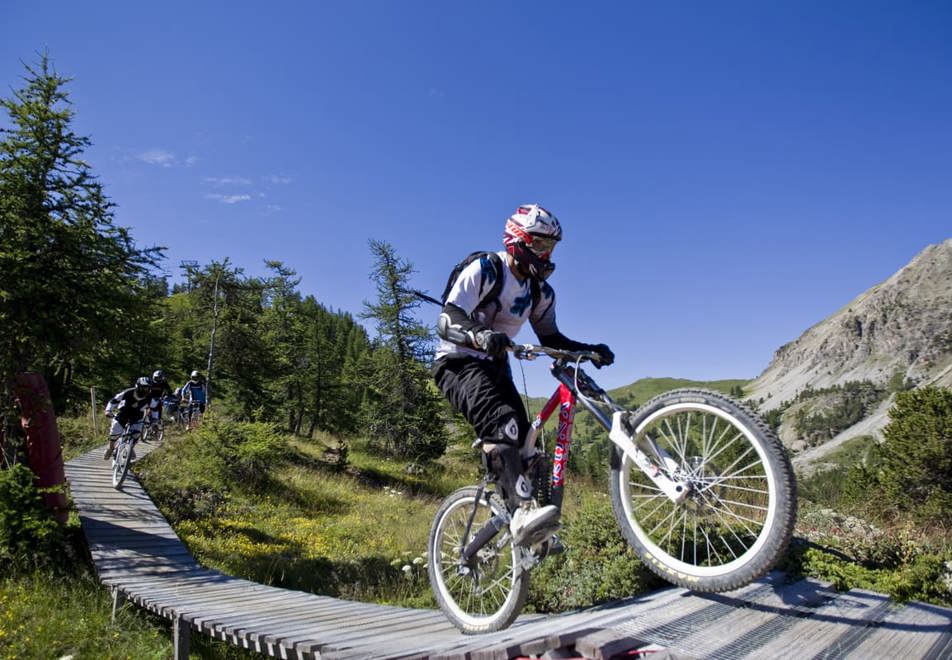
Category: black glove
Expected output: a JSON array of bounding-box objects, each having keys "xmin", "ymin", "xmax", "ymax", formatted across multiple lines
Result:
[
  {"xmin": 474, "ymin": 329, "xmax": 512, "ymax": 358},
  {"xmin": 589, "ymin": 343, "xmax": 615, "ymax": 368}
]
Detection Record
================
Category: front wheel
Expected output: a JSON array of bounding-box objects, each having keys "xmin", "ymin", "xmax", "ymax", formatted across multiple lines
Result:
[
  {"xmin": 112, "ymin": 435, "xmax": 134, "ymax": 489},
  {"xmin": 428, "ymin": 486, "xmax": 528, "ymax": 633},
  {"xmin": 609, "ymin": 389, "xmax": 796, "ymax": 592}
]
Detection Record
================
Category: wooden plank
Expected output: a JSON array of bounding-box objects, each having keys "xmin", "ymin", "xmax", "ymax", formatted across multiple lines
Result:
[
  {"xmin": 209, "ymin": 595, "xmax": 375, "ymax": 639},
  {"xmin": 261, "ymin": 603, "xmax": 441, "ymax": 644},
  {"xmin": 571, "ymin": 629, "xmax": 653, "ymax": 660},
  {"xmin": 319, "ymin": 615, "xmax": 465, "ymax": 660},
  {"xmin": 651, "ymin": 577, "xmax": 834, "ymax": 658},
  {"xmin": 227, "ymin": 602, "xmax": 431, "ymax": 656},
  {"xmin": 752, "ymin": 589, "xmax": 893, "ymax": 659},
  {"xmin": 423, "ymin": 581, "xmax": 741, "ymax": 660},
  {"xmin": 176, "ymin": 590, "xmax": 324, "ymax": 629},
  {"xmin": 837, "ymin": 600, "xmax": 952, "ymax": 659},
  {"xmin": 133, "ymin": 580, "xmax": 277, "ymax": 613}
]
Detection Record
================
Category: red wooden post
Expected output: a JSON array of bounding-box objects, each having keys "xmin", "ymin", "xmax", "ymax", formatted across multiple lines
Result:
[{"xmin": 14, "ymin": 372, "xmax": 68, "ymax": 523}]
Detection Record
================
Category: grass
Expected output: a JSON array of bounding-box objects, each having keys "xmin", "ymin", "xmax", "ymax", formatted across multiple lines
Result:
[
  {"xmin": 137, "ymin": 429, "xmax": 472, "ymax": 608},
  {"xmin": 0, "ymin": 570, "xmax": 258, "ymax": 660}
]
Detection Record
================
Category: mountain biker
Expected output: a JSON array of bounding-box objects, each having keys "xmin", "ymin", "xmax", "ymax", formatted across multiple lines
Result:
[
  {"xmin": 164, "ymin": 386, "xmax": 183, "ymax": 419},
  {"xmin": 433, "ymin": 204, "xmax": 614, "ymax": 545},
  {"xmin": 102, "ymin": 376, "xmax": 155, "ymax": 460},
  {"xmin": 180, "ymin": 370, "xmax": 207, "ymax": 430},
  {"xmin": 147, "ymin": 369, "xmax": 173, "ymax": 424}
]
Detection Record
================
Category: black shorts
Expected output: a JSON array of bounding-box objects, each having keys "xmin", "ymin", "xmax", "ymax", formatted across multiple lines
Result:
[{"xmin": 433, "ymin": 356, "xmax": 529, "ymax": 444}]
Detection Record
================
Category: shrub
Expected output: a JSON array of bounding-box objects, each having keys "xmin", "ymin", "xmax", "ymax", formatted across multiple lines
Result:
[
  {"xmin": 784, "ymin": 540, "xmax": 951, "ymax": 606},
  {"xmin": 139, "ymin": 420, "xmax": 289, "ymax": 520},
  {"xmin": 527, "ymin": 496, "xmax": 662, "ymax": 612},
  {"xmin": 845, "ymin": 387, "xmax": 952, "ymax": 528},
  {"xmin": 0, "ymin": 464, "xmax": 64, "ymax": 570}
]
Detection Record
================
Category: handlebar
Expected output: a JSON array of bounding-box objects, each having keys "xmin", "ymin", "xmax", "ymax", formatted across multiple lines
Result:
[{"xmin": 510, "ymin": 344, "xmax": 602, "ymax": 364}]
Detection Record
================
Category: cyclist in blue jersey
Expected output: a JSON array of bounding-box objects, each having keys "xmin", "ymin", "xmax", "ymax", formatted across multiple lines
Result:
[{"xmin": 180, "ymin": 370, "xmax": 207, "ymax": 430}]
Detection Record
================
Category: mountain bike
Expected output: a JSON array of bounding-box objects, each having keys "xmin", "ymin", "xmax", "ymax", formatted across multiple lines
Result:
[
  {"xmin": 428, "ymin": 344, "xmax": 797, "ymax": 633},
  {"xmin": 181, "ymin": 401, "xmax": 203, "ymax": 432},
  {"xmin": 140, "ymin": 414, "xmax": 164, "ymax": 444},
  {"xmin": 111, "ymin": 421, "xmax": 141, "ymax": 489},
  {"xmin": 170, "ymin": 401, "xmax": 194, "ymax": 431}
]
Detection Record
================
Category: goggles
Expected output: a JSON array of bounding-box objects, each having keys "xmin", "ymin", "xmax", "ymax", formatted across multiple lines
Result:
[{"xmin": 528, "ymin": 236, "xmax": 558, "ymax": 259}]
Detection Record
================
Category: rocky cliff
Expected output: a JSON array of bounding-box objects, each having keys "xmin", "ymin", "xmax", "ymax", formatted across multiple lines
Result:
[
  {"xmin": 749, "ymin": 238, "xmax": 952, "ymax": 410},
  {"xmin": 747, "ymin": 238, "xmax": 952, "ymax": 465}
]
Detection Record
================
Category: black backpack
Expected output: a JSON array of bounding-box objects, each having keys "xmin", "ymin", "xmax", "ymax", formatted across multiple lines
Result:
[{"xmin": 439, "ymin": 251, "xmax": 540, "ymax": 313}]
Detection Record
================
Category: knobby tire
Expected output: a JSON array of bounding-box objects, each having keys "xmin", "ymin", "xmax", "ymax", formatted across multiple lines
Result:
[
  {"xmin": 609, "ymin": 389, "xmax": 796, "ymax": 592},
  {"xmin": 428, "ymin": 486, "xmax": 528, "ymax": 633}
]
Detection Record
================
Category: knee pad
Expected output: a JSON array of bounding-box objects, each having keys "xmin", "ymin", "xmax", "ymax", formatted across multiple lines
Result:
[
  {"xmin": 493, "ymin": 413, "xmax": 522, "ymax": 447},
  {"xmin": 487, "ymin": 444, "xmax": 533, "ymax": 510}
]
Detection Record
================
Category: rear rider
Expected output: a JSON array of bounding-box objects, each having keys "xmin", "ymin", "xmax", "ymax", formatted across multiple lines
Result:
[
  {"xmin": 102, "ymin": 376, "xmax": 155, "ymax": 460},
  {"xmin": 180, "ymin": 370, "xmax": 207, "ymax": 429},
  {"xmin": 433, "ymin": 204, "xmax": 614, "ymax": 545}
]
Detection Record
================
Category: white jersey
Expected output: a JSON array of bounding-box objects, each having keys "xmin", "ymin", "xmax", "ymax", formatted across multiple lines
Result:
[{"xmin": 436, "ymin": 251, "xmax": 560, "ymax": 361}]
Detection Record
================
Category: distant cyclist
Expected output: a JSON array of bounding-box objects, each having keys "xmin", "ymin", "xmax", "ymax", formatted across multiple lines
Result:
[
  {"xmin": 103, "ymin": 376, "xmax": 155, "ymax": 460},
  {"xmin": 180, "ymin": 370, "xmax": 207, "ymax": 430},
  {"xmin": 147, "ymin": 369, "xmax": 173, "ymax": 424},
  {"xmin": 164, "ymin": 386, "xmax": 183, "ymax": 420},
  {"xmin": 433, "ymin": 204, "xmax": 614, "ymax": 545}
]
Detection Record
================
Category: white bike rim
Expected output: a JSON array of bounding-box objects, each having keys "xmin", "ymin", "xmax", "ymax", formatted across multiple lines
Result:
[
  {"xmin": 434, "ymin": 496, "xmax": 520, "ymax": 628},
  {"xmin": 620, "ymin": 401, "xmax": 778, "ymax": 578}
]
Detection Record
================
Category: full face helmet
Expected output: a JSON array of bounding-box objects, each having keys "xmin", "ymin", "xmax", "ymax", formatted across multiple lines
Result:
[
  {"xmin": 134, "ymin": 376, "xmax": 152, "ymax": 398},
  {"xmin": 190, "ymin": 370, "xmax": 201, "ymax": 381},
  {"xmin": 503, "ymin": 204, "xmax": 562, "ymax": 281},
  {"xmin": 152, "ymin": 369, "xmax": 166, "ymax": 384}
]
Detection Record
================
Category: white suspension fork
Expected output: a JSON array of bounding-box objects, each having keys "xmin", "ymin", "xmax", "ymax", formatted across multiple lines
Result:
[{"xmin": 609, "ymin": 411, "xmax": 689, "ymax": 504}]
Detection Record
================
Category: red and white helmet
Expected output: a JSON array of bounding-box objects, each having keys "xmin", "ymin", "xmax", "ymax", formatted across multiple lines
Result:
[{"xmin": 503, "ymin": 204, "xmax": 562, "ymax": 281}]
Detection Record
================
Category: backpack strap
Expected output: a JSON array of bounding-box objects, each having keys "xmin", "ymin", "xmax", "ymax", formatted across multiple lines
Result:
[{"xmin": 441, "ymin": 251, "xmax": 505, "ymax": 312}]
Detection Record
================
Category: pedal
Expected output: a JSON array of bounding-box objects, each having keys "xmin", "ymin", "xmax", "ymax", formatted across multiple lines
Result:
[
  {"xmin": 542, "ymin": 533, "xmax": 565, "ymax": 556},
  {"xmin": 522, "ymin": 520, "xmax": 562, "ymax": 547}
]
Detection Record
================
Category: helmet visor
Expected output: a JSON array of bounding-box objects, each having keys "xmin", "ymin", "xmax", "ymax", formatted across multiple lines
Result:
[{"xmin": 528, "ymin": 236, "xmax": 558, "ymax": 259}]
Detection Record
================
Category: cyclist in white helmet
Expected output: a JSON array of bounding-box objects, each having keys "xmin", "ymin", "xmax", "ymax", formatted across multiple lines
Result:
[
  {"xmin": 434, "ymin": 204, "xmax": 614, "ymax": 545},
  {"xmin": 102, "ymin": 376, "xmax": 155, "ymax": 460}
]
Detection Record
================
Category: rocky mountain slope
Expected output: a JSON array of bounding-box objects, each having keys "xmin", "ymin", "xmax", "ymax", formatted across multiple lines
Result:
[{"xmin": 747, "ymin": 237, "xmax": 952, "ymax": 461}]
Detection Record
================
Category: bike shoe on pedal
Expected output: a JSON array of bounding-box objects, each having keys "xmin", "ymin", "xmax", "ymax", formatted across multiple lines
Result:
[{"xmin": 510, "ymin": 503, "xmax": 559, "ymax": 546}]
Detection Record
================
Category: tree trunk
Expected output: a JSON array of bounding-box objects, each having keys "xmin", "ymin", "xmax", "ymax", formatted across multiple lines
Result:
[{"xmin": 14, "ymin": 372, "xmax": 68, "ymax": 523}]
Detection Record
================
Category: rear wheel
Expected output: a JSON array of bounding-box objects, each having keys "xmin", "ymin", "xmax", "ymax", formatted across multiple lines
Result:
[
  {"xmin": 428, "ymin": 486, "xmax": 528, "ymax": 633},
  {"xmin": 609, "ymin": 389, "xmax": 796, "ymax": 592}
]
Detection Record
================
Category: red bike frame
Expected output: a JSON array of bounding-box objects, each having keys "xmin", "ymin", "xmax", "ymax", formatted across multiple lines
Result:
[{"xmin": 531, "ymin": 382, "xmax": 577, "ymax": 511}]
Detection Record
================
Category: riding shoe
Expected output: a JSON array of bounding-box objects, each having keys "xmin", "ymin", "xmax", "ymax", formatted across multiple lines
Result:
[
  {"xmin": 510, "ymin": 504, "xmax": 559, "ymax": 546},
  {"xmin": 102, "ymin": 441, "xmax": 115, "ymax": 461}
]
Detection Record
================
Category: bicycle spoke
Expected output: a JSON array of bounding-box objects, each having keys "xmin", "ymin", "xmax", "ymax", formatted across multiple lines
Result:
[
  {"xmin": 696, "ymin": 488, "xmax": 761, "ymax": 538},
  {"xmin": 647, "ymin": 505, "xmax": 679, "ymax": 538},
  {"xmin": 663, "ymin": 418, "xmax": 689, "ymax": 468}
]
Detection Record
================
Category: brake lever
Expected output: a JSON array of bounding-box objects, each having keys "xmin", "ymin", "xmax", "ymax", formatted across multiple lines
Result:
[{"xmin": 512, "ymin": 344, "xmax": 539, "ymax": 361}]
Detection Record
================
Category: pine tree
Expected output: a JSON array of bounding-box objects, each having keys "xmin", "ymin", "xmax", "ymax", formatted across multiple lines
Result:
[
  {"xmin": 0, "ymin": 54, "xmax": 162, "ymax": 439},
  {"xmin": 875, "ymin": 387, "xmax": 952, "ymax": 524},
  {"xmin": 360, "ymin": 240, "xmax": 446, "ymax": 460}
]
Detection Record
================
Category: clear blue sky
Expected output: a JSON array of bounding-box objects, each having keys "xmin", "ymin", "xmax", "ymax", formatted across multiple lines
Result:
[{"xmin": 5, "ymin": 1, "xmax": 951, "ymax": 395}]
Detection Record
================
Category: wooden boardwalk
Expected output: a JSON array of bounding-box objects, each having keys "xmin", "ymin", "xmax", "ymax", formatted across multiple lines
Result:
[{"xmin": 65, "ymin": 444, "xmax": 952, "ymax": 659}]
